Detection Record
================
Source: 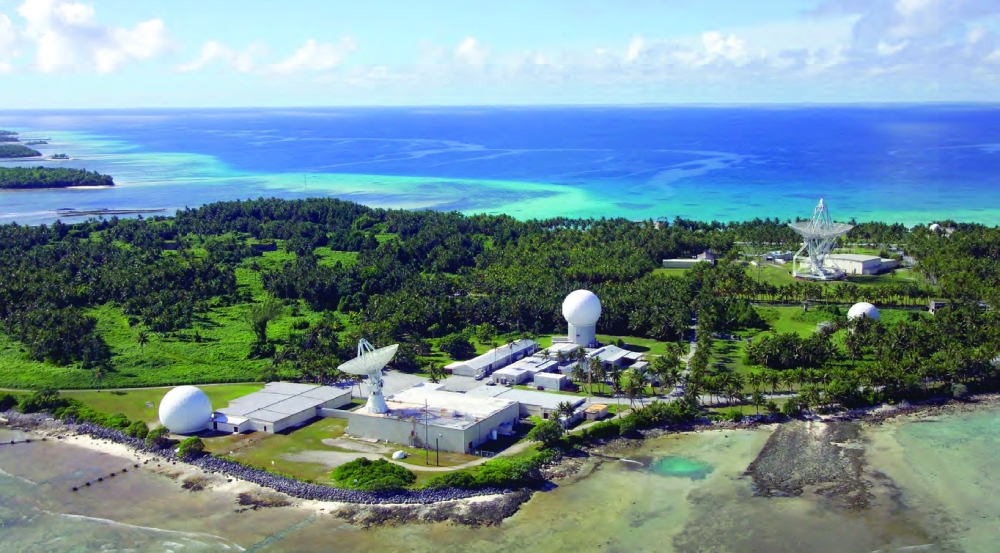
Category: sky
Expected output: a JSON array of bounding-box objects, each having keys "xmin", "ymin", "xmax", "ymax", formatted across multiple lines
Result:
[{"xmin": 0, "ymin": 0, "xmax": 999, "ymax": 107}]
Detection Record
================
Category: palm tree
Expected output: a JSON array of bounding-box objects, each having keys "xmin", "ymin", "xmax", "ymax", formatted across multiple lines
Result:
[
  {"xmin": 427, "ymin": 363, "xmax": 444, "ymax": 383},
  {"xmin": 92, "ymin": 365, "xmax": 106, "ymax": 392},
  {"xmin": 571, "ymin": 362, "xmax": 588, "ymax": 390},
  {"xmin": 137, "ymin": 330, "xmax": 149, "ymax": 354},
  {"xmin": 587, "ymin": 356, "xmax": 603, "ymax": 396},
  {"xmin": 244, "ymin": 298, "xmax": 284, "ymax": 345},
  {"xmin": 541, "ymin": 349, "xmax": 550, "ymax": 362},
  {"xmin": 556, "ymin": 400, "xmax": 577, "ymax": 425},
  {"xmin": 751, "ymin": 390, "xmax": 765, "ymax": 415}
]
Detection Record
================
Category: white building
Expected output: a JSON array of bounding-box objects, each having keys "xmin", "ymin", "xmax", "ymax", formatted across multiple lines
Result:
[
  {"xmin": 212, "ymin": 382, "xmax": 352, "ymax": 434},
  {"xmin": 801, "ymin": 253, "xmax": 899, "ymax": 276},
  {"xmin": 532, "ymin": 372, "xmax": 567, "ymax": 391},
  {"xmin": 444, "ymin": 339, "xmax": 538, "ymax": 378},
  {"xmin": 491, "ymin": 366, "xmax": 532, "ymax": 386},
  {"xmin": 347, "ymin": 383, "xmax": 519, "ymax": 454},
  {"xmin": 466, "ymin": 386, "xmax": 585, "ymax": 420},
  {"xmin": 562, "ymin": 290, "xmax": 602, "ymax": 348}
]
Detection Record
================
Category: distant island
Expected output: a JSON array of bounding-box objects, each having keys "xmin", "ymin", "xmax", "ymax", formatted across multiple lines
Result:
[
  {"xmin": 0, "ymin": 144, "xmax": 42, "ymax": 159},
  {"xmin": 0, "ymin": 130, "xmax": 19, "ymax": 143},
  {"xmin": 0, "ymin": 167, "xmax": 115, "ymax": 189},
  {"xmin": 25, "ymin": 140, "xmax": 49, "ymax": 146},
  {"xmin": 51, "ymin": 153, "xmax": 69, "ymax": 160}
]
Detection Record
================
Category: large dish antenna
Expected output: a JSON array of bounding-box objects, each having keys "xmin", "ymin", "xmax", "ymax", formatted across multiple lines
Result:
[
  {"xmin": 789, "ymin": 198, "xmax": 853, "ymax": 281},
  {"xmin": 338, "ymin": 339, "xmax": 398, "ymax": 414}
]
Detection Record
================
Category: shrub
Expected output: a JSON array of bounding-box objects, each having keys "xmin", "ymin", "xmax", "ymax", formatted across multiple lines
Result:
[
  {"xmin": 765, "ymin": 400, "xmax": 780, "ymax": 415},
  {"xmin": 439, "ymin": 333, "xmax": 476, "ymax": 360},
  {"xmin": 125, "ymin": 420, "xmax": 149, "ymax": 439},
  {"xmin": 17, "ymin": 388, "xmax": 66, "ymax": 414},
  {"xmin": 781, "ymin": 399, "xmax": 803, "ymax": 417},
  {"xmin": 952, "ymin": 383, "xmax": 969, "ymax": 399},
  {"xmin": 526, "ymin": 419, "xmax": 564, "ymax": 448},
  {"xmin": 475, "ymin": 457, "xmax": 543, "ymax": 488},
  {"xmin": 105, "ymin": 412, "xmax": 132, "ymax": 431},
  {"xmin": 331, "ymin": 458, "xmax": 416, "ymax": 491},
  {"xmin": 723, "ymin": 409, "xmax": 744, "ymax": 423},
  {"xmin": 424, "ymin": 470, "xmax": 479, "ymax": 489},
  {"xmin": 145, "ymin": 426, "xmax": 171, "ymax": 449},
  {"xmin": 177, "ymin": 436, "xmax": 206, "ymax": 460},
  {"xmin": 0, "ymin": 392, "xmax": 17, "ymax": 412}
]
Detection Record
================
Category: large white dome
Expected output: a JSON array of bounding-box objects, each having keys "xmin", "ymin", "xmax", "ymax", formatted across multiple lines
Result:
[
  {"xmin": 158, "ymin": 386, "xmax": 212, "ymax": 434},
  {"xmin": 929, "ymin": 223, "xmax": 942, "ymax": 232},
  {"xmin": 847, "ymin": 302, "xmax": 880, "ymax": 322},
  {"xmin": 562, "ymin": 289, "xmax": 602, "ymax": 327}
]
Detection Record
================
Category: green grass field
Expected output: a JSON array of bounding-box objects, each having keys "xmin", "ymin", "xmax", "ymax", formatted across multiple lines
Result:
[{"xmin": 64, "ymin": 383, "xmax": 263, "ymax": 423}]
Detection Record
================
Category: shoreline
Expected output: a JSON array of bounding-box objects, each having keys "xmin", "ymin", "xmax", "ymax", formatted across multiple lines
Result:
[{"xmin": 4, "ymin": 393, "xmax": 998, "ymax": 530}]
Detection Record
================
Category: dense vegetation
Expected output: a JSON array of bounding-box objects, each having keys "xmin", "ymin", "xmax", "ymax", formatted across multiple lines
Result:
[
  {"xmin": 0, "ymin": 196, "xmax": 998, "ymax": 406},
  {"xmin": 331, "ymin": 458, "xmax": 417, "ymax": 490},
  {"xmin": 0, "ymin": 145, "xmax": 42, "ymax": 159},
  {"xmin": 0, "ymin": 166, "xmax": 114, "ymax": 189},
  {"xmin": 0, "ymin": 130, "xmax": 19, "ymax": 143}
]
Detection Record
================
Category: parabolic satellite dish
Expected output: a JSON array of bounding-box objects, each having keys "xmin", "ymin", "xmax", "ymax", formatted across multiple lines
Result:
[{"xmin": 337, "ymin": 339, "xmax": 398, "ymax": 414}]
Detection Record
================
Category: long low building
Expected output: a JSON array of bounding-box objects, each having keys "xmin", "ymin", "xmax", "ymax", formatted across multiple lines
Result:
[
  {"xmin": 444, "ymin": 339, "xmax": 539, "ymax": 378},
  {"xmin": 213, "ymin": 382, "xmax": 352, "ymax": 434},
  {"xmin": 347, "ymin": 383, "xmax": 519, "ymax": 454},
  {"xmin": 802, "ymin": 254, "xmax": 900, "ymax": 276}
]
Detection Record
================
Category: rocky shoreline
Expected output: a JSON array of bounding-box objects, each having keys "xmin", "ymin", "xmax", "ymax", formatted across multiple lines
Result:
[{"xmin": 0, "ymin": 411, "xmax": 523, "ymax": 521}]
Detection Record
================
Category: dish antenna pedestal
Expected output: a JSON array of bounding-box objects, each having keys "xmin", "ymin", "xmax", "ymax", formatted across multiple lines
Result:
[
  {"xmin": 337, "ymin": 339, "xmax": 399, "ymax": 414},
  {"xmin": 789, "ymin": 198, "xmax": 854, "ymax": 281}
]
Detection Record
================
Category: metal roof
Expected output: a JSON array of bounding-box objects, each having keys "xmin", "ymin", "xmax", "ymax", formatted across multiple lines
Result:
[{"xmin": 214, "ymin": 382, "xmax": 351, "ymax": 422}]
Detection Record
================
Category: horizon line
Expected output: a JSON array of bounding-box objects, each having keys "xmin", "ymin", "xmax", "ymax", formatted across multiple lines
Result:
[{"xmin": 2, "ymin": 100, "xmax": 1000, "ymax": 112}]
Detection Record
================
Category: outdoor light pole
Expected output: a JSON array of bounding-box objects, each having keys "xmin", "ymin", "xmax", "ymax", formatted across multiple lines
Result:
[{"xmin": 436, "ymin": 434, "xmax": 442, "ymax": 466}]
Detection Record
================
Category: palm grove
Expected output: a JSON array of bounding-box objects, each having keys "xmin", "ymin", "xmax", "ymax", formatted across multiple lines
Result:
[{"xmin": 1, "ymin": 197, "xmax": 999, "ymax": 412}]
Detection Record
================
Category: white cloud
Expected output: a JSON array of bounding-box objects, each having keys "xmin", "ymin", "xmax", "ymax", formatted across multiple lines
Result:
[
  {"xmin": 16, "ymin": 0, "xmax": 171, "ymax": 73},
  {"xmin": 269, "ymin": 38, "xmax": 355, "ymax": 74},
  {"xmin": 455, "ymin": 36, "xmax": 487, "ymax": 68},
  {"xmin": 0, "ymin": 14, "xmax": 20, "ymax": 69},
  {"xmin": 176, "ymin": 40, "xmax": 262, "ymax": 73}
]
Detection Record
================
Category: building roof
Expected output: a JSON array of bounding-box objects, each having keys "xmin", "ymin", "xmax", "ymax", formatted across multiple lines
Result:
[
  {"xmin": 827, "ymin": 253, "xmax": 882, "ymax": 263},
  {"xmin": 493, "ymin": 366, "xmax": 530, "ymax": 377},
  {"xmin": 356, "ymin": 383, "xmax": 517, "ymax": 430},
  {"xmin": 483, "ymin": 388, "xmax": 586, "ymax": 410},
  {"xmin": 507, "ymin": 356, "xmax": 558, "ymax": 374},
  {"xmin": 216, "ymin": 382, "xmax": 352, "ymax": 423},
  {"xmin": 533, "ymin": 372, "xmax": 566, "ymax": 381},
  {"xmin": 444, "ymin": 339, "xmax": 538, "ymax": 372},
  {"xmin": 585, "ymin": 404, "xmax": 608, "ymax": 413},
  {"xmin": 590, "ymin": 345, "xmax": 632, "ymax": 364},
  {"xmin": 210, "ymin": 413, "xmax": 248, "ymax": 425}
]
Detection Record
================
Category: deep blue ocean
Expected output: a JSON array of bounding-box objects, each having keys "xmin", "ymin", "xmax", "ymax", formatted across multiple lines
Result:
[{"xmin": 1, "ymin": 105, "xmax": 999, "ymax": 224}]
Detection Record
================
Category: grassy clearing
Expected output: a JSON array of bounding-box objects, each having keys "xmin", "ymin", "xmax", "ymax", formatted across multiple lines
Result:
[
  {"xmin": 313, "ymin": 247, "xmax": 358, "ymax": 267},
  {"xmin": 203, "ymin": 418, "xmax": 350, "ymax": 483},
  {"xmin": 390, "ymin": 447, "xmax": 479, "ymax": 468},
  {"xmin": 64, "ymin": 383, "xmax": 263, "ymax": 423},
  {"xmin": 653, "ymin": 267, "xmax": 690, "ymax": 278}
]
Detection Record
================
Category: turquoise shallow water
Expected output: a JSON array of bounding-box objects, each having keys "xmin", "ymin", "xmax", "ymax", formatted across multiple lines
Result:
[
  {"xmin": 2, "ymin": 107, "xmax": 1000, "ymax": 225},
  {"xmin": 648, "ymin": 456, "xmax": 714, "ymax": 480}
]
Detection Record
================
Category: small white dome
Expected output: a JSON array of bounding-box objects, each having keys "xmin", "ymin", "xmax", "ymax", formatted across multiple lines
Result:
[
  {"xmin": 847, "ymin": 302, "xmax": 880, "ymax": 322},
  {"xmin": 929, "ymin": 223, "xmax": 942, "ymax": 231},
  {"xmin": 562, "ymin": 289, "xmax": 602, "ymax": 327},
  {"xmin": 158, "ymin": 386, "xmax": 212, "ymax": 434}
]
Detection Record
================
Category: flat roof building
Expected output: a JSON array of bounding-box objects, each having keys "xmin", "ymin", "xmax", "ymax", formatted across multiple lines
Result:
[
  {"xmin": 801, "ymin": 254, "xmax": 899, "ymax": 276},
  {"xmin": 213, "ymin": 382, "xmax": 352, "ymax": 434},
  {"xmin": 466, "ymin": 386, "xmax": 585, "ymax": 419},
  {"xmin": 347, "ymin": 383, "xmax": 519, "ymax": 454},
  {"xmin": 491, "ymin": 366, "xmax": 532, "ymax": 386},
  {"xmin": 532, "ymin": 372, "xmax": 567, "ymax": 391},
  {"xmin": 444, "ymin": 339, "xmax": 539, "ymax": 378}
]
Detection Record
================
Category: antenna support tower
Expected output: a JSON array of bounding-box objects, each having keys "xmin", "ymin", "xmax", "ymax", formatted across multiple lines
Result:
[
  {"xmin": 789, "ymin": 198, "xmax": 854, "ymax": 281},
  {"xmin": 337, "ymin": 339, "xmax": 399, "ymax": 414}
]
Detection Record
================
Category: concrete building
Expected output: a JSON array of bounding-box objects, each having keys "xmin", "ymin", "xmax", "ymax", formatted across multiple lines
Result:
[
  {"xmin": 444, "ymin": 339, "xmax": 539, "ymax": 378},
  {"xmin": 212, "ymin": 382, "xmax": 352, "ymax": 434},
  {"xmin": 506, "ymin": 355, "xmax": 559, "ymax": 377},
  {"xmin": 589, "ymin": 345, "xmax": 644, "ymax": 368},
  {"xmin": 662, "ymin": 251, "xmax": 717, "ymax": 269},
  {"xmin": 491, "ymin": 366, "xmax": 532, "ymax": 386},
  {"xmin": 928, "ymin": 299, "xmax": 949, "ymax": 315},
  {"xmin": 584, "ymin": 404, "xmax": 609, "ymax": 420},
  {"xmin": 532, "ymin": 372, "xmax": 567, "ymax": 391},
  {"xmin": 765, "ymin": 251, "xmax": 794, "ymax": 262},
  {"xmin": 346, "ymin": 383, "xmax": 519, "ymax": 454},
  {"xmin": 466, "ymin": 386, "xmax": 585, "ymax": 420},
  {"xmin": 803, "ymin": 253, "xmax": 899, "ymax": 276}
]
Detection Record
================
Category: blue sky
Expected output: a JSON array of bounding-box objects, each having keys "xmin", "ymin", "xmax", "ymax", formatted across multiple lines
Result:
[{"xmin": 0, "ymin": 0, "xmax": 998, "ymax": 107}]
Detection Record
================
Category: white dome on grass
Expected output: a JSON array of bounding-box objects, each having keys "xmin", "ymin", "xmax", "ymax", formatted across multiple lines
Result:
[
  {"xmin": 158, "ymin": 386, "xmax": 212, "ymax": 434},
  {"xmin": 562, "ymin": 290, "xmax": 602, "ymax": 327},
  {"xmin": 847, "ymin": 302, "xmax": 880, "ymax": 322},
  {"xmin": 929, "ymin": 223, "xmax": 942, "ymax": 232}
]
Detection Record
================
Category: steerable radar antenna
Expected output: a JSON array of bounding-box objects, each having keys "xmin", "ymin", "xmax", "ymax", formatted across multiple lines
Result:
[
  {"xmin": 789, "ymin": 198, "xmax": 854, "ymax": 281},
  {"xmin": 337, "ymin": 339, "xmax": 399, "ymax": 414}
]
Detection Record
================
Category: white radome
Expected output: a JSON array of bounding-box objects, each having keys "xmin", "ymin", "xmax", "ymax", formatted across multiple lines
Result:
[
  {"xmin": 158, "ymin": 386, "xmax": 212, "ymax": 434},
  {"xmin": 562, "ymin": 289, "xmax": 602, "ymax": 327},
  {"xmin": 929, "ymin": 223, "xmax": 942, "ymax": 232},
  {"xmin": 847, "ymin": 302, "xmax": 880, "ymax": 322}
]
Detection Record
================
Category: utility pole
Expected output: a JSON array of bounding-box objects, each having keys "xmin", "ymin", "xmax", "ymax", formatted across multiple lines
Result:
[
  {"xmin": 436, "ymin": 434, "xmax": 441, "ymax": 466},
  {"xmin": 424, "ymin": 399, "xmax": 429, "ymax": 465}
]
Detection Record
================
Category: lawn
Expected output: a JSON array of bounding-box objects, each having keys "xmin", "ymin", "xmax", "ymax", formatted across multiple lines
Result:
[
  {"xmin": 64, "ymin": 383, "xmax": 263, "ymax": 424},
  {"xmin": 313, "ymin": 247, "xmax": 359, "ymax": 268},
  {"xmin": 203, "ymin": 418, "xmax": 350, "ymax": 483}
]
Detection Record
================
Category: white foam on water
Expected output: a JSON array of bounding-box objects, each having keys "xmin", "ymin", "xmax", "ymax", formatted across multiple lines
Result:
[
  {"xmin": 0, "ymin": 465, "xmax": 37, "ymax": 486},
  {"xmin": 40, "ymin": 510, "xmax": 246, "ymax": 552}
]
